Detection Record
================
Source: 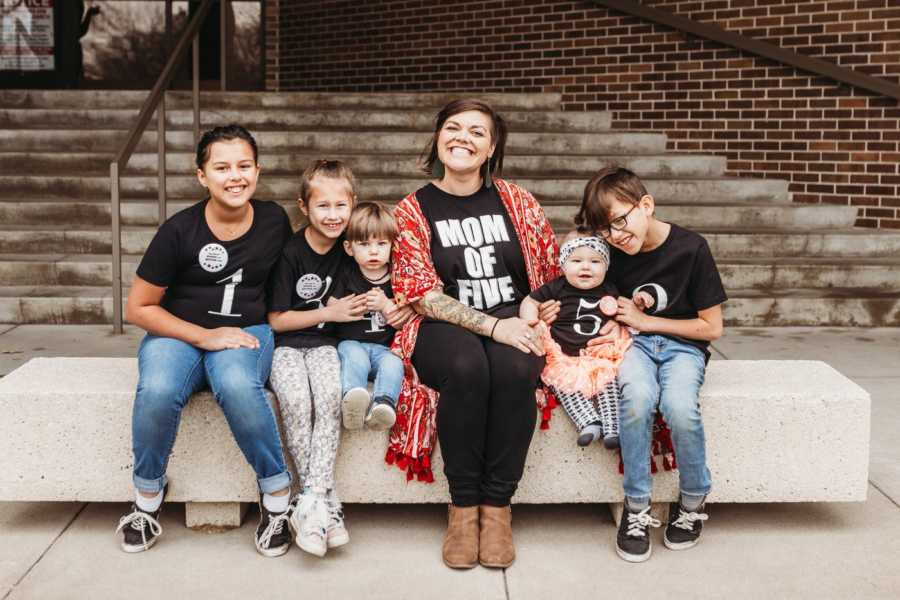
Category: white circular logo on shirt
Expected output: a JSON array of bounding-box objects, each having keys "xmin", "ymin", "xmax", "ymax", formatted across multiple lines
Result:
[
  {"xmin": 198, "ymin": 243, "xmax": 228, "ymax": 273},
  {"xmin": 296, "ymin": 274, "xmax": 323, "ymax": 299}
]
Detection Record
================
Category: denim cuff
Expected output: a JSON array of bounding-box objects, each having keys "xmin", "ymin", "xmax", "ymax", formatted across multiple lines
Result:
[
  {"xmin": 133, "ymin": 473, "xmax": 168, "ymax": 494},
  {"xmin": 258, "ymin": 470, "xmax": 292, "ymax": 494}
]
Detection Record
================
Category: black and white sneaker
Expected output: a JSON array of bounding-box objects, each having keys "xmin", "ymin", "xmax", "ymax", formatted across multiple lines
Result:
[
  {"xmin": 615, "ymin": 503, "xmax": 661, "ymax": 563},
  {"xmin": 663, "ymin": 502, "xmax": 709, "ymax": 550},
  {"xmin": 116, "ymin": 487, "xmax": 166, "ymax": 553},
  {"xmin": 255, "ymin": 499, "xmax": 292, "ymax": 557}
]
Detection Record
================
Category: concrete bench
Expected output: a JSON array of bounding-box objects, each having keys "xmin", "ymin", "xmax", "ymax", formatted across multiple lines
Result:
[{"xmin": 0, "ymin": 357, "xmax": 870, "ymax": 528}]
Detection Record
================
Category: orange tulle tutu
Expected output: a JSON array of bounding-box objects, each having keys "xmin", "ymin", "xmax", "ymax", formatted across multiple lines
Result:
[{"xmin": 539, "ymin": 322, "xmax": 632, "ymax": 399}]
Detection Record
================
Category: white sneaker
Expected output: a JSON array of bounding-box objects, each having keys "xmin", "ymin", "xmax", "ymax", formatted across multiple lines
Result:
[
  {"xmin": 365, "ymin": 398, "xmax": 397, "ymax": 430},
  {"xmin": 325, "ymin": 491, "xmax": 350, "ymax": 548},
  {"xmin": 341, "ymin": 387, "xmax": 370, "ymax": 430},
  {"xmin": 291, "ymin": 492, "xmax": 328, "ymax": 557}
]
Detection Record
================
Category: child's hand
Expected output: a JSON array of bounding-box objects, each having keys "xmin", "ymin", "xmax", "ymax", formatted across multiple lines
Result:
[
  {"xmin": 365, "ymin": 287, "xmax": 389, "ymax": 312},
  {"xmin": 326, "ymin": 294, "xmax": 367, "ymax": 323},
  {"xmin": 537, "ymin": 299, "xmax": 561, "ymax": 325},
  {"xmin": 598, "ymin": 295, "xmax": 618, "ymax": 316},
  {"xmin": 616, "ymin": 297, "xmax": 650, "ymax": 332},
  {"xmin": 633, "ymin": 290, "xmax": 655, "ymax": 312}
]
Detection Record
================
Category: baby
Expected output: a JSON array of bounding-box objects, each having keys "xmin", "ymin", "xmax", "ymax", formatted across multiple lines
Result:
[{"xmin": 520, "ymin": 235, "xmax": 632, "ymax": 448}]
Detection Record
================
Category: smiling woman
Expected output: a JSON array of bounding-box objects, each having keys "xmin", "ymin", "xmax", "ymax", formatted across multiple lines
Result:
[
  {"xmin": 119, "ymin": 124, "xmax": 296, "ymax": 558},
  {"xmin": 388, "ymin": 99, "xmax": 560, "ymax": 570}
]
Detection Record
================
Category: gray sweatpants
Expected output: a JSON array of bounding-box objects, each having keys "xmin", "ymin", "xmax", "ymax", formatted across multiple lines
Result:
[{"xmin": 269, "ymin": 345, "xmax": 342, "ymax": 492}]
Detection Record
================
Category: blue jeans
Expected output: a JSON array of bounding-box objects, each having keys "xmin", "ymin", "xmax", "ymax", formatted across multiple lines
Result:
[
  {"xmin": 132, "ymin": 324, "xmax": 291, "ymax": 494},
  {"xmin": 617, "ymin": 334, "xmax": 711, "ymax": 503},
  {"xmin": 337, "ymin": 340, "xmax": 404, "ymax": 405}
]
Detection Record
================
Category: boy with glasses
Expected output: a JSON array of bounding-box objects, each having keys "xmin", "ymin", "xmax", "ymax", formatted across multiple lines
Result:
[{"xmin": 575, "ymin": 166, "xmax": 727, "ymax": 563}]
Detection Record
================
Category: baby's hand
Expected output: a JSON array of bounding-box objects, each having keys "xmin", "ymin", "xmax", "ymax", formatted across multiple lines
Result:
[
  {"xmin": 598, "ymin": 295, "xmax": 618, "ymax": 317},
  {"xmin": 365, "ymin": 287, "xmax": 389, "ymax": 312},
  {"xmin": 633, "ymin": 290, "xmax": 655, "ymax": 311}
]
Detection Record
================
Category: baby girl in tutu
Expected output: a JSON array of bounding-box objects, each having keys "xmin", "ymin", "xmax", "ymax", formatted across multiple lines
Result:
[{"xmin": 520, "ymin": 235, "xmax": 636, "ymax": 449}]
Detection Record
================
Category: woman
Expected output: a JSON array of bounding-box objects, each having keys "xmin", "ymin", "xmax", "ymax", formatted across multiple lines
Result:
[
  {"xmin": 117, "ymin": 124, "xmax": 295, "ymax": 558},
  {"xmin": 390, "ymin": 99, "xmax": 559, "ymax": 569}
]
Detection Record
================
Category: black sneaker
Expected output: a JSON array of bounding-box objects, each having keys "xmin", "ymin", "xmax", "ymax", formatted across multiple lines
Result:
[
  {"xmin": 663, "ymin": 501, "xmax": 708, "ymax": 550},
  {"xmin": 255, "ymin": 498, "xmax": 292, "ymax": 557},
  {"xmin": 116, "ymin": 486, "xmax": 166, "ymax": 553},
  {"xmin": 615, "ymin": 502, "xmax": 661, "ymax": 563}
]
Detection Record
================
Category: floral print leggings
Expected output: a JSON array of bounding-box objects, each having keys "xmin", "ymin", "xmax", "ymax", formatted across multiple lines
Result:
[{"xmin": 269, "ymin": 345, "xmax": 342, "ymax": 493}]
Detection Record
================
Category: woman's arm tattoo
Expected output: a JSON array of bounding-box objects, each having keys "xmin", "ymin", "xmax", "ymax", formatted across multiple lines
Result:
[{"xmin": 418, "ymin": 291, "xmax": 494, "ymax": 335}]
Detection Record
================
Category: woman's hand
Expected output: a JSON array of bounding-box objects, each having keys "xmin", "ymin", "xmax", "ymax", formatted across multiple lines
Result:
[
  {"xmin": 537, "ymin": 299, "xmax": 561, "ymax": 325},
  {"xmin": 492, "ymin": 317, "xmax": 545, "ymax": 355},
  {"xmin": 325, "ymin": 294, "xmax": 368, "ymax": 323},
  {"xmin": 383, "ymin": 302, "xmax": 415, "ymax": 328},
  {"xmin": 197, "ymin": 327, "xmax": 260, "ymax": 351}
]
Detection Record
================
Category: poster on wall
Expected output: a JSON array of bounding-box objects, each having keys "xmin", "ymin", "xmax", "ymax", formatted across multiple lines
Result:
[{"xmin": 1, "ymin": 0, "xmax": 55, "ymax": 71}]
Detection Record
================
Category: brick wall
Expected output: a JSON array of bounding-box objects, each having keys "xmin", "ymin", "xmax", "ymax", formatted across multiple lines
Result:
[
  {"xmin": 268, "ymin": 0, "xmax": 900, "ymax": 229},
  {"xmin": 264, "ymin": 0, "xmax": 280, "ymax": 92}
]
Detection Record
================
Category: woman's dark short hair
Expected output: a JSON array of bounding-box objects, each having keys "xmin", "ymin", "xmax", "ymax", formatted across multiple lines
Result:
[
  {"xmin": 196, "ymin": 124, "xmax": 259, "ymax": 170},
  {"xmin": 575, "ymin": 166, "xmax": 649, "ymax": 233},
  {"xmin": 420, "ymin": 98, "xmax": 507, "ymax": 178}
]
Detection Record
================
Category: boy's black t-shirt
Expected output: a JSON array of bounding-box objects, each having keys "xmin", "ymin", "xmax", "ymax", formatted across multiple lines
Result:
[
  {"xmin": 136, "ymin": 198, "xmax": 292, "ymax": 330},
  {"xmin": 416, "ymin": 183, "xmax": 530, "ymax": 316},
  {"xmin": 530, "ymin": 276, "xmax": 619, "ymax": 356},
  {"xmin": 606, "ymin": 223, "xmax": 727, "ymax": 359},
  {"xmin": 268, "ymin": 226, "xmax": 352, "ymax": 349},
  {"xmin": 332, "ymin": 267, "xmax": 397, "ymax": 347}
]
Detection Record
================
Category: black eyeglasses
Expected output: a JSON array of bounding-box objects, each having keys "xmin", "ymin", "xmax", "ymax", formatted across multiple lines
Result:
[{"xmin": 600, "ymin": 203, "xmax": 639, "ymax": 237}]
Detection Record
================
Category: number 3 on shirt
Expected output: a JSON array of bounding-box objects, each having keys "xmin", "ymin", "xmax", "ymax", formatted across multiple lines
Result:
[
  {"xmin": 574, "ymin": 298, "xmax": 602, "ymax": 336},
  {"xmin": 209, "ymin": 268, "xmax": 243, "ymax": 317}
]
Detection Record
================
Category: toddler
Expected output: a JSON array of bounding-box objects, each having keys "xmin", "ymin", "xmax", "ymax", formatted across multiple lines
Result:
[{"xmin": 520, "ymin": 235, "xmax": 632, "ymax": 449}]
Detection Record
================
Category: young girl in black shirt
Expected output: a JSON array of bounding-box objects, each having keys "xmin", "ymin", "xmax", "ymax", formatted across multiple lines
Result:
[{"xmin": 520, "ymin": 236, "xmax": 632, "ymax": 449}]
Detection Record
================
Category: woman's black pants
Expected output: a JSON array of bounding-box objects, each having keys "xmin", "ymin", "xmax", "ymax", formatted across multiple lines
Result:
[{"xmin": 412, "ymin": 320, "xmax": 544, "ymax": 507}]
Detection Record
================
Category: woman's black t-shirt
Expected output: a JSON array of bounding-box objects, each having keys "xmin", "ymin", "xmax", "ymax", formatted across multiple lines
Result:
[
  {"xmin": 331, "ymin": 267, "xmax": 396, "ymax": 347},
  {"xmin": 530, "ymin": 276, "xmax": 619, "ymax": 356},
  {"xmin": 606, "ymin": 223, "xmax": 727, "ymax": 359},
  {"xmin": 268, "ymin": 227, "xmax": 352, "ymax": 349},
  {"xmin": 416, "ymin": 183, "xmax": 529, "ymax": 316},
  {"xmin": 136, "ymin": 198, "xmax": 292, "ymax": 330}
]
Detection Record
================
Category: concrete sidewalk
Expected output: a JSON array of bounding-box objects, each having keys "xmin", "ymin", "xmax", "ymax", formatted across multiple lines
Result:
[{"xmin": 0, "ymin": 326, "xmax": 898, "ymax": 599}]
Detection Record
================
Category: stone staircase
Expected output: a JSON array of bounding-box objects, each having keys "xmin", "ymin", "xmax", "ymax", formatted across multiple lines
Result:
[{"xmin": 1, "ymin": 89, "xmax": 898, "ymax": 326}]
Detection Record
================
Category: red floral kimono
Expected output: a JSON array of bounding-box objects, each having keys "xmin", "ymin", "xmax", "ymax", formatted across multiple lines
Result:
[{"xmin": 386, "ymin": 178, "xmax": 560, "ymax": 482}]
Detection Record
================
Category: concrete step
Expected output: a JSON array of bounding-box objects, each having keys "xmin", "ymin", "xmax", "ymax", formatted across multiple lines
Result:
[
  {"xmin": 0, "ymin": 151, "xmax": 728, "ymax": 179},
  {"xmin": 0, "ymin": 200, "xmax": 855, "ymax": 230},
  {"xmin": 0, "ymin": 175, "xmax": 789, "ymax": 204},
  {"xmin": 0, "ymin": 128, "xmax": 668, "ymax": 155},
  {"xmin": 4, "ymin": 254, "xmax": 897, "ymax": 291},
  {"xmin": 2, "ymin": 228, "xmax": 897, "ymax": 258},
  {"xmin": 0, "ymin": 107, "xmax": 613, "ymax": 133},
  {"xmin": 2, "ymin": 285, "xmax": 896, "ymax": 326},
  {"xmin": 0, "ymin": 89, "xmax": 564, "ymax": 111}
]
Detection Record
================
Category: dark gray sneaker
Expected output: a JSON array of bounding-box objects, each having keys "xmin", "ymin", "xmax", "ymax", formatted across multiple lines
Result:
[
  {"xmin": 615, "ymin": 503, "xmax": 661, "ymax": 563},
  {"xmin": 255, "ymin": 499, "xmax": 292, "ymax": 557},
  {"xmin": 663, "ymin": 502, "xmax": 709, "ymax": 550},
  {"xmin": 116, "ymin": 486, "xmax": 166, "ymax": 553}
]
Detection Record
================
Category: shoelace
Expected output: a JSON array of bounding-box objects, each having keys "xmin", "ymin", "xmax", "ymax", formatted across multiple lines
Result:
[
  {"xmin": 116, "ymin": 509, "xmax": 162, "ymax": 549},
  {"xmin": 625, "ymin": 506, "xmax": 661, "ymax": 538},
  {"xmin": 299, "ymin": 496, "xmax": 328, "ymax": 536},
  {"xmin": 671, "ymin": 507, "xmax": 709, "ymax": 531},
  {"xmin": 257, "ymin": 510, "xmax": 290, "ymax": 549}
]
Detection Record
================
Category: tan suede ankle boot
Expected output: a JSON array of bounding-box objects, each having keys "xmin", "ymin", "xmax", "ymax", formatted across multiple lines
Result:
[
  {"xmin": 478, "ymin": 504, "xmax": 515, "ymax": 568},
  {"xmin": 442, "ymin": 505, "xmax": 479, "ymax": 569}
]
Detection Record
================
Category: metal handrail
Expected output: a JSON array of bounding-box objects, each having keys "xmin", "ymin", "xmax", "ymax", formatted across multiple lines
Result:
[
  {"xmin": 590, "ymin": 0, "xmax": 900, "ymax": 102},
  {"xmin": 109, "ymin": 0, "xmax": 229, "ymax": 333}
]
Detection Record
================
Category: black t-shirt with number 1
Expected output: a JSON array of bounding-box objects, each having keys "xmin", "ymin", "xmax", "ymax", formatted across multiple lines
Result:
[
  {"xmin": 331, "ymin": 266, "xmax": 397, "ymax": 347},
  {"xmin": 136, "ymin": 198, "xmax": 293, "ymax": 330},
  {"xmin": 530, "ymin": 276, "xmax": 619, "ymax": 356},
  {"xmin": 268, "ymin": 226, "xmax": 353, "ymax": 349}
]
